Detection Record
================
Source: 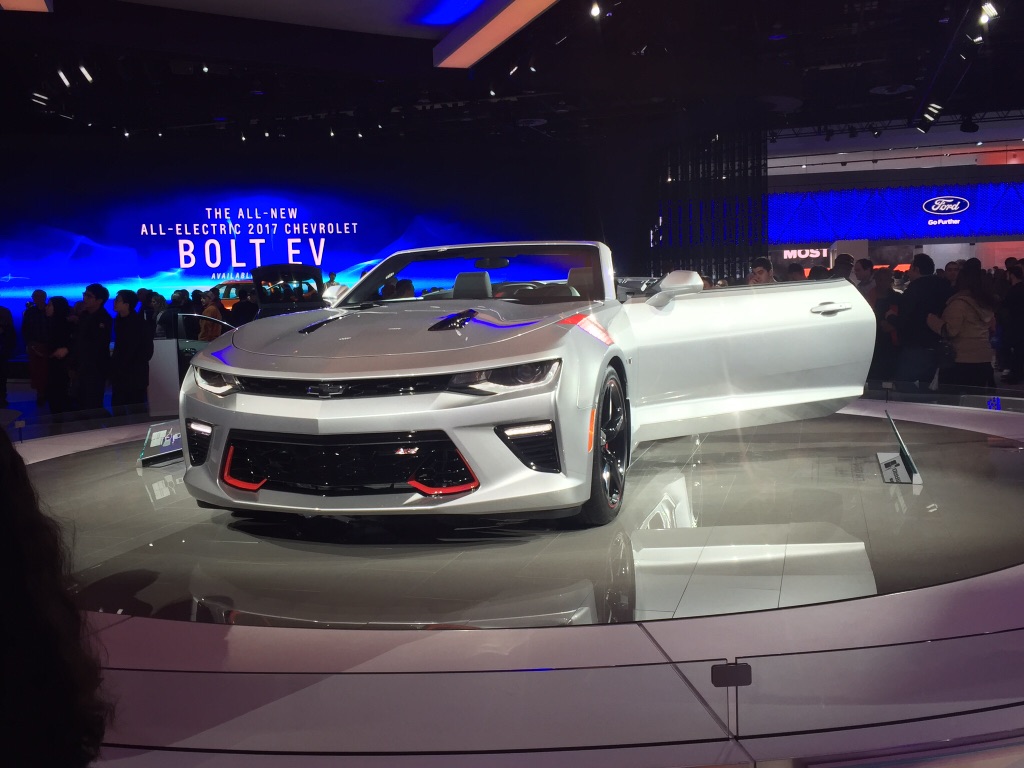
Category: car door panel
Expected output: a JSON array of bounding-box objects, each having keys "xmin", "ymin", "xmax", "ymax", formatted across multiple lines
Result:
[{"xmin": 625, "ymin": 279, "xmax": 874, "ymax": 444}]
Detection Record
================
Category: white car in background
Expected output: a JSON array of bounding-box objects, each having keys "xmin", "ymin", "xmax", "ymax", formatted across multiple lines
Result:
[{"xmin": 180, "ymin": 241, "xmax": 873, "ymax": 526}]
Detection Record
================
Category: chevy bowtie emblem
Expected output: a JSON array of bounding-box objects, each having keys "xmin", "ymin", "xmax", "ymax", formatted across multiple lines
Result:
[{"xmin": 309, "ymin": 382, "xmax": 347, "ymax": 398}]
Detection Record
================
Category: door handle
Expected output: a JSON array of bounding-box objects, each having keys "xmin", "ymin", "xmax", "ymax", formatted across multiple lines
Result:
[{"xmin": 810, "ymin": 302, "xmax": 852, "ymax": 315}]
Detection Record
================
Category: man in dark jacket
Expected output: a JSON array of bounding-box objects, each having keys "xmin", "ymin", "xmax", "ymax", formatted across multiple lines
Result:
[
  {"xmin": 21, "ymin": 288, "xmax": 48, "ymax": 404},
  {"xmin": 228, "ymin": 288, "xmax": 258, "ymax": 325},
  {"xmin": 0, "ymin": 304, "xmax": 16, "ymax": 407},
  {"xmin": 1002, "ymin": 265, "xmax": 1024, "ymax": 383},
  {"xmin": 890, "ymin": 253, "xmax": 953, "ymax": 393},
  {"xmin": 111, "ymin": 289, "xmax": 154, "ymax": 415},
  {"xmin": 75, "ymin": 283, "xmax": 113, "ymax": 416}
]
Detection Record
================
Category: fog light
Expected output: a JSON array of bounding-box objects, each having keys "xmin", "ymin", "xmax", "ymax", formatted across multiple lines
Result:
[{"xmin": 496, "ymin": 421, "xmax": 560, "ymax": 473}]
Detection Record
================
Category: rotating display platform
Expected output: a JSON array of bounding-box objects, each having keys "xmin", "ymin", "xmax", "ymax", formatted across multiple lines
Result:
[{"xmin": 19, "ymin": 401, "xmax": 1024, "ymax": 767}]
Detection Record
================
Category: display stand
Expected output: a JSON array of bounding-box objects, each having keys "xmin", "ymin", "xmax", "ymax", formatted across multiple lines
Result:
[
  {"xmin": 137, "ymin": 420, "xmax": 183, "ymax": 467},
  {"xmin": 876, "ymin": 410, "xmax": 922, "ymax": 485}
]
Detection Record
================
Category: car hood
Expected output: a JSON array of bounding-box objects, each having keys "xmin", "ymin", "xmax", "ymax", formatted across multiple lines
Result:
[{"xmin": 230, "ymin": 301, "xmax": 586, "ymax": 358}]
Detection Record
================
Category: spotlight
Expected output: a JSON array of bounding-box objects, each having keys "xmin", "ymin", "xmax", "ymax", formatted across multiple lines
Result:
[
  {"xmin": 241, "ymin": 133, "xmax": 246, "ymax": 142},
  {"xmin": 969, "ymin": 33, "xmax": 984, "ymax": 43},
  {"xmin": 591, "ymin": 2, "xmax": 600, "ymax": 18},
  {"xmin": 960, "ymin": 116, "xmax": 979, "ymax": 132},
  {"xmin": 202, "ymin": 64, "xmax": 209, "ymax": 73},
  {"xmin": 264, "ymin": 131, "xmax": 269, "ymax": 137},
  {"xmin": 79, "ymin": 65, "xmax": 93, "ymax": 83},
  {"xmin": 123, "ymin": 130, "xmax": 129, "ymax": 138},
  {"xmin": 982, "ymin": 3, "xmax": 999, "ymax": 19},
  {"xmin": 489, "ymin": 89, "xmax": 495, "ymax": 96},
  {"xmin": 329, "ymin": 128, "xmax": 335, "ymax": 137},
  {"xmin": 58, "ymin": 69, "xmax": 70, "ymax": 87}
]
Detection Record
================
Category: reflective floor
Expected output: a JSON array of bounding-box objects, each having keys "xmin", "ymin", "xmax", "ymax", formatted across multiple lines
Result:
[{"xmin": 29, "ymin": 412, "xmax": 1024, "ymax": 629}]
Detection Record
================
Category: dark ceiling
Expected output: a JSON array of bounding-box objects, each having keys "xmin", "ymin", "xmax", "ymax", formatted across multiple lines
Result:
[{"xmin": 2, "ymin": 0, "xmax": 1023, "ymax": 145}]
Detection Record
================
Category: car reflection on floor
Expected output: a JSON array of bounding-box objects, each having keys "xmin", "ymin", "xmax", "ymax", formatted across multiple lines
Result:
[{"xmin": 41, "ymin": 414, "xmax": 1024, "ymax": 630}]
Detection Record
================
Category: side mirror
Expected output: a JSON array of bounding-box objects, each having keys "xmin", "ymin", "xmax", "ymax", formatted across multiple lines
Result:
[{"xmin": 646, "ymin": 270, "xmax": 704, "ymax": 307}]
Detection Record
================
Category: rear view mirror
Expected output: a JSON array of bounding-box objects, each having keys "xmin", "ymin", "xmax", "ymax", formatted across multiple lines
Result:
[{"xmin": 475, "ymin": 256, "xmax": 510, "ymax": 270}]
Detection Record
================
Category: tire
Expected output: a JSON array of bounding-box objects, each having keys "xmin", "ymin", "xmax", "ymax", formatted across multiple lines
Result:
[{"xmin": 578, "ymin": 367, "xmax": 629, "ymax": 526}]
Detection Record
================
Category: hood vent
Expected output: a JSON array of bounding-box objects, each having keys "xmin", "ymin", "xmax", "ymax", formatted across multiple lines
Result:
[{"xmin": 428, "ymin": 308, "xmax": 477, "ymax": 331}]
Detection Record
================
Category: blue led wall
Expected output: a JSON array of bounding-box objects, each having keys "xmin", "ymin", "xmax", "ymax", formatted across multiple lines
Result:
[
  {"xmin": 769, "ymin": 181, "xmax": 1024, "ymax": 245},
  {"xmin": 0, "ymin": 138, "xmax": 594, "ymax": 342}
]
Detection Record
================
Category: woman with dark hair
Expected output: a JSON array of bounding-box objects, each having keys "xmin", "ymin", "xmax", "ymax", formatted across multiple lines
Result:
[
  {"xmin": 928, "ymin": 259, "xmax": 997, "ymax": 390},
  {"xmin": 46, "ymin": 295, "xmax": 75, "ymax": 416},
  {"xmin": 1, "ymin": 428, "xmax": 112, "ymax": 766}
]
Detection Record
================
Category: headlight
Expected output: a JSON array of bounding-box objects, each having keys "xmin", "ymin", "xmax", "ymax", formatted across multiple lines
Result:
[
  {"xmin": 448, "ymin": 360, "xmax": 560, "ymax": 395},
  {"xmin": 194, "ymin": 367, "xmax": 240, "ymax": 396}
]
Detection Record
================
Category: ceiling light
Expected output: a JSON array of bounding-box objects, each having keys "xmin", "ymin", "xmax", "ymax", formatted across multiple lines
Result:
[
  {"xmin": 982, "ymin": 3, "xmax": 999, "ymax": 19},
  {"xmin": 329, "ymin": 128, "xmax": 335, "ymax": 137},
  {"xmin": 157, "ymin": 132, "xmax": 162, "ymax": 137},
  {"xmin": 871, "ymin": 127, "xmax": 882, "ymax": 137},
  {"xmin": 489, "ymin": 89, "xmax": 495, "ymax": 96},
  {"xmin": 916, "ymin": 124, "xmax": 930, "ymax": 134},
  {"xmin": 357, "ymin": 132, "xmax": 363, "ymax": 138},
  {"xmin": 970, "ymin": 33, "xmax": 984, "ymax": 43},
  {"xmin": 79, "ymin": 65, "xmax": 93, "ymax": 83},
  {"xmin": 123, "ymin": 130, "xmax": 129, "ymax": 138},
  {"xmin": 923, "ymin": 113, "xmax": 935, "ymax": 121},
  {"xmin": 241, "ymin": 133, "xmax": 246, "ymax": 142},
  {"xmin": 264, "ymin": 131, "xmax": 269, "ymax": 137},
  {"xmin": 202, "ymin": 64, "xmax": 209, "ymax": 73},
  {"xmin": 30, "ymin": 97, "xmax": 47, "ymax": 106},
  {"xmin": 977, "ymin": 140, "xmax": 984, "ymax": 146},
  {"xmin": 529, "ymin": 65, "xmax": 536, "ymax": 72},
  {"xmin": 31, "ymin": 92, "xmax": 48, "ymax": 100},
  {"xmin": 591, "ymin": 3, "xmax": 600, "ymax": 17},
  {"xmin": 509, "ymin": 65, "xmax": 518, "ymax": 75},
  {"xmin": 58, "ymin": 69, "xmax": 70, "ymax": 87}
]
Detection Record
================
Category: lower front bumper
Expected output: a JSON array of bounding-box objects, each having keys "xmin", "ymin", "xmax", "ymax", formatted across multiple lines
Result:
[{"xmin": 180, "ymin": 381, "xmax": 593, "ymax": 517}]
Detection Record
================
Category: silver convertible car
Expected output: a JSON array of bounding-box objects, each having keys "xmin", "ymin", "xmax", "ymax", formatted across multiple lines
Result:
[{"xmin": 181, "ymin": 242, "xmax": 874, "ymax": 526}]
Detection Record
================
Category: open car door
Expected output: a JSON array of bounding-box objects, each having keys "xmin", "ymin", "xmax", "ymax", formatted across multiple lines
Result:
[{"xmin": 623, "ymin": 273, "xmax": 875, "ymax": 444}]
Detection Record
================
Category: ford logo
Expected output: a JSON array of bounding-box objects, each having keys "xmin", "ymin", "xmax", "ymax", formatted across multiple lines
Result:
[{"xmin": 923, "ymin": 196, "xmax": 969, "ymax": 214}]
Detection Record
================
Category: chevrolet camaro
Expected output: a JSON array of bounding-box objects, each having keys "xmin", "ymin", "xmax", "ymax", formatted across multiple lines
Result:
[{"xmin": 181, "ymin": 241, "xmax": 873, "ymax": 525}]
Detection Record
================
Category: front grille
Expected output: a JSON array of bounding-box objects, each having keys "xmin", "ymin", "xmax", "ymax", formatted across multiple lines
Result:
[
  {"xmin": 186, "ymin": 420, "xmax": 212, "ymax": 465},
  {"xmin": 221, "ymin": 429, "xmax": 477, "ymax": 496},
  {"xmin": 495, "ymin": 422, "xmax": 561, "ymax": 473},
  {"xmin": 234, "ymin": 374, "xmax": 452, "ymax": 399}
]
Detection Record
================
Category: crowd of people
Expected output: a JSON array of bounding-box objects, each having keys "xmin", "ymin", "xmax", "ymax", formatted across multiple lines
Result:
[
  {"xmin": 1, "ymin": 283, "xmax": 260, "ymax": 419},
  {"xmin": 737, "ymin": 253, "xmax": 1024, "ymax": 393}
]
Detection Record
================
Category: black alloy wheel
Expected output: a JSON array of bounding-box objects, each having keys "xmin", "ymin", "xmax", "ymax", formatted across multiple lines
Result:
[{"xmin": 579, "ymin": 367, "xmax": 628, "ymax": 526}]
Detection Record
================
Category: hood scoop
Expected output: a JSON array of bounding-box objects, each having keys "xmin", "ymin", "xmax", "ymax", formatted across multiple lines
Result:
[{"xmin": 428, "ymin": 308, "xmax": 477, "ymax": 331}]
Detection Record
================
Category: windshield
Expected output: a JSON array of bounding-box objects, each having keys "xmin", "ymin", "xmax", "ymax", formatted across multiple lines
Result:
[{"xmin": 338, "ymin": 243, "xmax": 604, "ymax": 307}]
